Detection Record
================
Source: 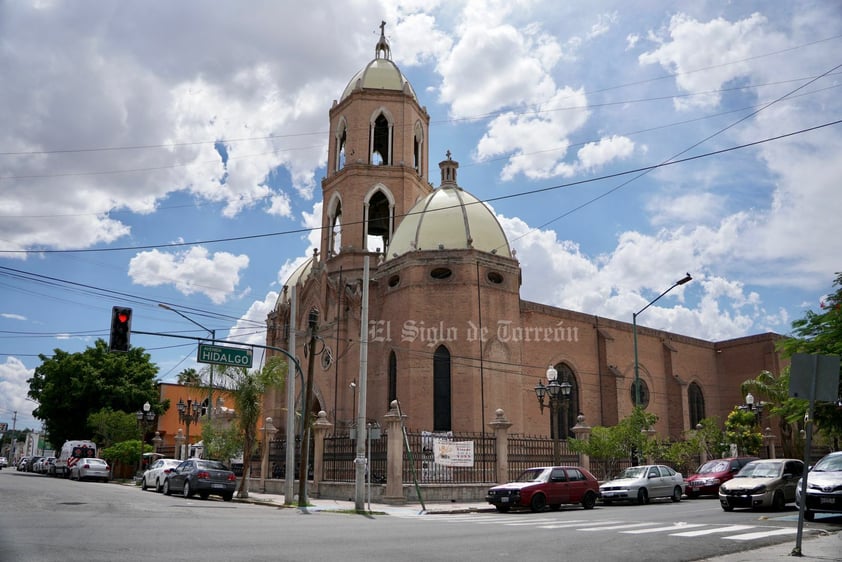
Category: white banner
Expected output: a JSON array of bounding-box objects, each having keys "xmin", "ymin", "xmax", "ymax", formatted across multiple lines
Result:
[{"xmin": 433, "ymin": 438, "xmax": 474, "ymax": 467}]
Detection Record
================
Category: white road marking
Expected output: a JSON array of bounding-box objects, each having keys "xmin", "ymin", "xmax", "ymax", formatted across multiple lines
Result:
[
  {"xmin": 724, "ymin": 528, "xmax": 798, "ymax": 541},
  {"xmin": 670, "ymin": 525, "xmax": 755, "ymax": 537},
  {"xmin": 578, "ymin": 522, "xmax": 662, "ymax": 531},
  {"xmin": 622, "ymin": 523, "xmax": 706, "ymax": 534}
]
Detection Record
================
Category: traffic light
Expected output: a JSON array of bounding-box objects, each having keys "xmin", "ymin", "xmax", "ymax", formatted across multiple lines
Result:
[{"xmin": 109, "ymin": 306, "xmax": 132, "ymax": 352}]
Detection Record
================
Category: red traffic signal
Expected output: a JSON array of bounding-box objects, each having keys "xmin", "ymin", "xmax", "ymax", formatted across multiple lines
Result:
[{"xmin": 109, "ymin": 306, "xmax": 132, "ymax": 352}]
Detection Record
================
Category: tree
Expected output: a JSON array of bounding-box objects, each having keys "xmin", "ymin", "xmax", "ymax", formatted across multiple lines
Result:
[
  {"xmin": 87, "ymin": 409, "xmax": 143, "ymax": 448},
  {"xmin": 27, "ymin": 339, "xmax": 160, "ymax": 446},
  {"xmin": 778, "ymin": 272, "xmax": 842, "ymax": 448},
  {"xmin": 740, "ymin": 369, "xmax": 807, "ymax": 458},
  {"xmin": 209, "ymin": 356, "xmax": 286, "ymax": 498},
  {"xmin": 177, "ymin": 367, "xmax": 202, "ymax": 385},
  {"xmin": 568, "ymin": 407, "xmax": 658, "ymax": 479},
  {"xmin": 724, "ymin": 408, "xmax": 763, "ymax": 456}
]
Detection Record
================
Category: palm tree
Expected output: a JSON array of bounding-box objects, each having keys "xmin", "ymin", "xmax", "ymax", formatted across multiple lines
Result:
[
  {"xmin": 741, "ymin": 369, "xmax": 804, "ymax": 458},
  {"xmin": 217, "ymin": 357, "xmax": 286, "ymax": 498}
]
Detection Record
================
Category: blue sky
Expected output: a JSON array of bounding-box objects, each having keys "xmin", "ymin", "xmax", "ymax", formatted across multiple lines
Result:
[{"xmin": 1, "ymin": 1, "xmax": 841, "ymax": 432}]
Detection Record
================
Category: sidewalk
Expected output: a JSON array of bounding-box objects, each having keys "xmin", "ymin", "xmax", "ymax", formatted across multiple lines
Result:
[{"xmin": 235, "ymin": 491, "xmax": 842, "ymax": 561}]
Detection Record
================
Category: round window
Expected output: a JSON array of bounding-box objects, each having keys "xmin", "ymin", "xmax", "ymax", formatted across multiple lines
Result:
[
  {"xmin": 486, "ymin": 271, "xmax": 503, "ymax": 284},
  {"xmin": 430, "ymin": 267, "xmax": 452, "ymax": 280},
  {"xmin": 388, "ymin": 275, "xmax": 400, "ymax": 288}
]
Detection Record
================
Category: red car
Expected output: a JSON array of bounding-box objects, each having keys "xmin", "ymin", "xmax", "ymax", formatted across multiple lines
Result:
[
  {"xmin": 486, "ymin": 466, "xmax": 600, "ymax": 513},
  {"xmin": 685, "ymin": 457, "xmax": 758, "ymax": 498}
]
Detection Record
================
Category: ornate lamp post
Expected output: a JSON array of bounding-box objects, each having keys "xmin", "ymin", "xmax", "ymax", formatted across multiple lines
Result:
[
  {"xmin": 741, "ymin": 392, "xmax": 764, "ymax": 425},
  {"xmin": 632, "ymin": 273, "xmax": 692, "ymax": 407},
  {"xmin": 177, "ymin": 398, "xmax": 201, "ymax": 459},
  {"xmin": 135, "ymin": 401, "xmax": 155, "ymax": 476},
  {"xmin": 534, "ymin": 365, "xmax": 571, "ymax": 466}
]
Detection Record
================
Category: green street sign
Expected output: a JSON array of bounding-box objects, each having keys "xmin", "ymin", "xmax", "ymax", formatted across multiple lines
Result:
[{"xmin": 197, "ymin": 343, "xmax": 253, "ymax": 368}]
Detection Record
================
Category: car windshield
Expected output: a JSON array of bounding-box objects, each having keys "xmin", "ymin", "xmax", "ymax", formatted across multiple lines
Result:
[
  {"xmin": 515, "ymin": 468, "xmax": 546, "ymax": 482},
  {"xmin": 812, "ymin": 455, "xmax": 842, "ymax": 472},
  {"xmin": 696, "ymin": 460, "xmax": 729, "ymax": 474},
  {"xmin": 736, "ymin": 462, "xmax": 780, "ymax": 478},
  {"xmin": 619, "ymin": 466, "xmax": 647, "ymax": 479}
]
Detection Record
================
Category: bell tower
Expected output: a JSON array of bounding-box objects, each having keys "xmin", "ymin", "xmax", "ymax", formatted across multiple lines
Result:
[{"xmin": 320, "ymin": 22, "xmax": 432, "ymax": 273}]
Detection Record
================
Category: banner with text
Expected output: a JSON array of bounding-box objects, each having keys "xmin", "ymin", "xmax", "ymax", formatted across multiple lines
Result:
[{"xmin": 433, "ymin": 438, "xmax": 474, "ymax": 467}]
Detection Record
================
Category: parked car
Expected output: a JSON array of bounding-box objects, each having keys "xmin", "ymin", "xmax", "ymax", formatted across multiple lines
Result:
[
  {"xmin": 17, "ymin": 457, "xmax": 29, "ymax": 471},
  {"xmin": 600, "ymin": 464, "xmax": 685, "ymax": 504},
  {"xmin": 162, "ymin": 459, "xmax": 237, "ymax": 501},
  {"xmin": 141, "ymin": 458, "xmax": 182, "ymax": 492},
  {"xmin": 0, "ymin": 456, "xmax": 7, "ymax": 469},
  {"xmin": 718, "ymin": 458, "xmax": 803, "ymax": 511},
  {"xmin": 24, "ymin": 456, "xmax": 43, "ymax": 473},
  {"xmin": 685, "ymin": 456, "xmax": 759, "ymax": 498},
  {"xmin": 69, "ymin": 458, "xmax": 111, "ymax": 482},
  {"xmin": 795, "ymin": 451, "xmax": 842, "ymax": 521},
  {"xmin": 486, "ymin": 466, "xmax": 600, "ymax": 513},
  {"xmin": 37, "ymin": 456, "xmax": 56, "ymax": 475}
]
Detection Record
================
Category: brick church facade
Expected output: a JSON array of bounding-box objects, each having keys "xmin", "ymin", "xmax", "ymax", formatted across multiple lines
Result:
[{"xmin": 264, "ymin": 26, "xmax": 784, "ymax": 442}]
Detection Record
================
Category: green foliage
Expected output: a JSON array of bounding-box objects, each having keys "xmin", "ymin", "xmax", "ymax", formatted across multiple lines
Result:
[
  {"xmin": 200, "ymin": 419, "xmax": 241, "ymax": 463},
  {"xmin": 568, "ymin": 407, "xmax": 659, "ymax": 477},
  {"xmin": 27, "ymin": 339, "xmax": 160, "ymax": 445},
  {"xmin": 724, "ymin": 408, "xmax": 763, "ymax": 456},
  {"xmin": 99, "ymin": 439, "xmax": 151, "ymax": 473},
  {"xmin": 87, "ymin": 409, "xmax": 144, "ymax": 447},
  {"xmin": 778, "ymin": 272, "xmax": 842, "ymax": 447}
]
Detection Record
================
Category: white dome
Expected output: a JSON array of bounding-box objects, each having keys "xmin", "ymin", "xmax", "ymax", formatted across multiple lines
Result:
[
  {"xmin": 340, "ymin": 23, "xmax": 416, "ymax": 103},
  {"xmin": 386, "ymin": 166, "xmax": 512, "ymax": 260}
]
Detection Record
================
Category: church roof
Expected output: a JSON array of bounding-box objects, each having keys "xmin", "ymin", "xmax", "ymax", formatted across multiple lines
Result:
[
  {"xmin": 385, "ymin": 154, "xmax": 513, "ymax": 260},
  {"xmin": 340, "ymin": 22, "xmax": 417, "ymax": 103},
  {"xmin": 275, "ymin": 256, "xmax": 314, "ymax": 306}
]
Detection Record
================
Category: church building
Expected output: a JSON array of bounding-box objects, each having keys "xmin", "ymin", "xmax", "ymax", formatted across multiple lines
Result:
[{"xmin": 264, "ymin": 26, "xmax": 783, "ymax": 442}]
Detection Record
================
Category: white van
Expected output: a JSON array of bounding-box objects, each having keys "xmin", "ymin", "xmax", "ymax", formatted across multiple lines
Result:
[{"xmin": 54, "ymin": 440, "xmax": 97, "ymax": 478}]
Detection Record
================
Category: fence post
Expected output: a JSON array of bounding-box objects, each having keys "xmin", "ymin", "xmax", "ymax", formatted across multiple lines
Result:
[
  {"xmin": 382, "ymin": 400, "xmax": 406, "ymax": 504},
  {"xmin": 260, "ymin": 417, "xmax": 277, "ymax": 493},
  {"xmin": 571, "ymin": 414, "xmax": 591, "ymax": 472},
  {"xmin": 489, "ymin": 409, "xmax": 512, "ymax": 484},
  {"xmin": 312, "ymin": 411, "xmax": 332, "ymax": 498},
  {"xmin": 763, "ymin": 427, "xmax": 776, "ymax": 459}
]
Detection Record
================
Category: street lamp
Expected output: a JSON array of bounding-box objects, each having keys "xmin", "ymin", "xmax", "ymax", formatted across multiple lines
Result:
[
  {"xmin": 632, "ymin": 273, "xmax": 692, "ymax": 407},
  {"xmin": 159, "ymin": 303, "xmax": 216, "ymax": 421},
  {"xmin": 349, "ymin": 381, "xmax": 357, "ymax": 431},
  {"xmin": 177, "ymin": 398, "xmax": 201, "ymax": 459},
  {"xmin": 135, "ymin": 401, "xmax": 155, "ymax": 476},
  {"xmin": 535, "ymin": 365, "xmax": 572, "ymax": 465},
  {"xmin": 741, "ymin": 392, "xmax": 764, "ymax": 425}
]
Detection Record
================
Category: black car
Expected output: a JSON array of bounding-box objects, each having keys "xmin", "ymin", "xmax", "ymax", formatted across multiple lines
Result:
[{"xmin": 162, "ymin": 459, "xmax": 237, "ymax": 501}]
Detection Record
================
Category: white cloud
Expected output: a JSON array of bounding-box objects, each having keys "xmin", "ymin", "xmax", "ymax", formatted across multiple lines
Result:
[
  {"xmin": 1, "ymin": 313, "xmax": 26, "ymax": 321},
  {"xmin": 128, "ymin": 246, "xmax": 249, "ymax": 304},
  {"xmin": 0, "ymin": 357, "xmax": 39, "ymax": 429}
]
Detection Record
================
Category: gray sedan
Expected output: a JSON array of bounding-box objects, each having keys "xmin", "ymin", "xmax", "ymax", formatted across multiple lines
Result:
[
  {"xmin": 719, "ymin": 458, "xmax": 803, "ymax": 511},
  {"xmin": 600, "ymin": 465, "xmax": 685, "ymax": 504}
]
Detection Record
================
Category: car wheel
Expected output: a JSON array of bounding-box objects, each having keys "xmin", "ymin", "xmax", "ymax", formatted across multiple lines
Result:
[
  {"xmin": 772, "ymin": 490, "xmax": 785, "ymax": 511},
  {"xmin": 805, "ymin": 510, "xmax": 815, "ymax": 522},
  {"xmin": 530, "ymin": 493, "xmax": 547, "ymax": 513},
  {"xmin": 581, "ymin": 491, "xmax": 597, "ymax": 510},
  {"xmin": 163, "ymin": 480, "xmax": 171, "ymax": 496},
  {"xmin": 183, "ymin": 481, "xmax": 192, "ymax": 498},
  {"xmin": 671, "ymin": 486, "xmax": 682, "ymax": 502},
  {"xmin": 141, "ymin": 477, "xmax": 148, "ymax": 491},
  {"xmin": 494, "ymin": 505, "xmax": 510, "ymax": 513},
  {"xmin": 155, "ymin": 479, "xmax": 163, "ymax": 493},
  {"xmin": 222, "ymin": 493, "xmax": 233, "ymax": 502},
  {"xmin": 637, "ymin": 488, "xmax": 648, "ymax": 505},
  {"xmin": 721, "ymin": 502, "xmax": 734, "ymax": 512}
]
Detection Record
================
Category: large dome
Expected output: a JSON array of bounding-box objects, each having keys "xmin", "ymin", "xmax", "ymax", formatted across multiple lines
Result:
[
  {"xmin": 386, "ymin": 155, "xmax": 512, "ymax": 260},
  {"xmin": 340, "ymin": 23, "xmax": 417, "ymax": 103}
]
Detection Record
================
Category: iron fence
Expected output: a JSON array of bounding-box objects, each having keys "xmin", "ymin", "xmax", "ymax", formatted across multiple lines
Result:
[
  {"xmin": 402, "ymin": 431, "xmax": 496, "ymax": 484},
  {"xmin": 506, "ymin": 435, "xmax": 578, "ymax": 481}
]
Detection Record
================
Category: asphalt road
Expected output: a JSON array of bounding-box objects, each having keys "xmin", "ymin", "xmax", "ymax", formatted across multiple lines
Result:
[{"xmin": 1, "ymin": 469, "xmax": 840, "ymax": 562}]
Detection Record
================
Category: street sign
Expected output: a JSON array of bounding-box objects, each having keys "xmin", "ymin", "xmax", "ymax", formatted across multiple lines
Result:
[{"xmin": 197, "ymin": 343, "xmax": 253, "ymax": 368}]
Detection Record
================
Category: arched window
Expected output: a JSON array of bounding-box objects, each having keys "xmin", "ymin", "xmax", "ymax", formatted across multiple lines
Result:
[
  {"xmin": 388, "ymin": 350, "xmax": 397, "ymax": 405},
  {"xmin": 335, "ymin": 119, "xmax": 348, "ymax": 171},
  {"xmin": 371, "ymin": 113, "xmax": 391, "ymax": 165},
  {"xmin": 554, "ymin": 363, "xmax": 579, "ymax": 439},
  {"xmin": 688, "ymin": 382, "xmax": 705, "ymax": 428},
  {"xmin": 433, "ymin": 345, "xmax": 451, "ymax": 431},
  {"xmin": 630, "ymin": 379, "xmax": 650, "ymax": 409},
  {"xmin": 329, "ymin": 199, "xmax": 342, "ymax": 256},
  {"xmin": 365, "ymin": 189, "xmax": 392, "ymax": 251},
  {"xmin": 413, "ymin": 121, "xmax": 424, "ymax": 176}
]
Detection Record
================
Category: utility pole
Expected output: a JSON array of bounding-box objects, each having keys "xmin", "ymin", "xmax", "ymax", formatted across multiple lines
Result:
[
  {"xmin": 284, "ymin": 285, "xmax": 297, "ymax": 505},
  {"xmin": 354, "ymin": 256, "xmax": 370, "ymax": 511},
  {"xmin": 297, "ymin": 308, "xmax": 319, "ymax": 506}
]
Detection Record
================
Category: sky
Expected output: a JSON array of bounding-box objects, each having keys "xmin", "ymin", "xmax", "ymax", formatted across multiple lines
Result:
[{"xmin": 1, "ymin": 0, "xmax": 840, "ymax": 433}]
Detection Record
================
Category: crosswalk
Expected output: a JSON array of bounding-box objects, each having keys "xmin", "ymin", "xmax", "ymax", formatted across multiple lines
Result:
[{"xmin": 395, "ymin": 513, "xmax": 809, "ymax": 543}]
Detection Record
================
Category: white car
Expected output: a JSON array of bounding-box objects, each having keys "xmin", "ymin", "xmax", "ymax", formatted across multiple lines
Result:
[
  {"xmin": 600, "ymin": 464, "xmax": 685, "ymax": 504},
  {"xmin": 141, "ymin": 458, "xmax": 182, "ymax": 492}
]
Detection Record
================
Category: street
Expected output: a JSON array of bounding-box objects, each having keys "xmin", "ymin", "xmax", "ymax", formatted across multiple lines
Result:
[{"xmin": 1, "ymin": 469, "xmax": 840, "ymax": 562}]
